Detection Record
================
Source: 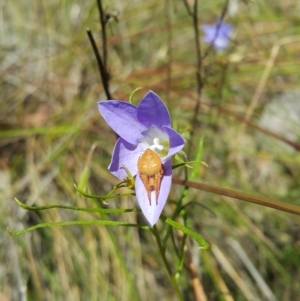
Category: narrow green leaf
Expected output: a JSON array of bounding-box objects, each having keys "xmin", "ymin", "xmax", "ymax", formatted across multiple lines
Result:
[
  {"xmin": 7, "ymin": 220, "xmax": 150, "ymax": 236},
  {"xmin": 78, "ymin": 142, "xmax": 99, "ymax": 191},
  {"xmin": 172, "ymin": 161, "xmax": 208, "ymax": 170},
  {"xmin": 77, "ymin": 166, "xmax": 90, "ymax": 191},
  {"xmin": 0, "ymin": 125, "xmax": 79, "ymax": 138},
  {"xmin": 164, "ymin": 217, "xmax": 210, "ymax": 249},
  {"xmin": 190, "ymin": 136, "xmax": 207, "ymax": 180},
  {"xmin": 120, "ymin": 164, "xmax": 135, "ymax": 189},
  {"xmin": 129, "ymin": 87, "xmax": 142, "ymax": 103},
  {"xmin": 74, "ymin": 184, "xmax": 135, "ymax": 200},
  {"xmin": 14, "ymin": 198, "xmax": 139, "ymax": 214}
]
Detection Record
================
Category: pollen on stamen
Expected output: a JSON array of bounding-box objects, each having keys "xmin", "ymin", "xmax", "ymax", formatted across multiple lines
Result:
[
  {"xmin": 149, "ymin": 137, "xmax": 168, "ymax": 157},
  {"xmin": 153, "ymin": 138, "xmax": 160, "ymax": 145}
]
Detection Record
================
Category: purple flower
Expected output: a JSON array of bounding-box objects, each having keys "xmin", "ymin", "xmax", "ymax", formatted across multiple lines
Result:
[
  {"xmin": 202, "ymin": 18, "xmax": 233, "ymax": 51},
  {"xmin": 98, "ymin": 91, "xmax": 185, "ymax": 226}
]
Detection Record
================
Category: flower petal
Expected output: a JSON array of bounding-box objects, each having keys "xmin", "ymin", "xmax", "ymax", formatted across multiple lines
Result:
[
  {"xmin": 135, "ymin": 159, "xmax": 172, "ymax": 226},
  {"xmin": 98, "ymin": 100, "xmax": 147, "ymax": 144},
  {"xmin": 216, "ymin": 18, "xmax": 233, "ymax": 33},
  {"xmin": 137, "ymin": 91, "xmax": 171, "ymax": 129},
  {"xmin": 162, "ymin": 126, "xmax": 185, "ymax": 160},
  {"xmin": 214, "ymin": 38, "xmax": 229, "ymax": 51},
  {"xmin": 202, "ymin": 24, "xmax": 217, "ymax": 42},
  {"xmin": 109, "ymin": 138, "xmax": 144, "ymax": 180},
  {"xmin": 202, "ymin": 19, "xmax": 233, "ymax": 51}
]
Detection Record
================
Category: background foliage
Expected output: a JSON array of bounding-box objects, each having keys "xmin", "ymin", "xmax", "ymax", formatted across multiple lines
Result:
[{"xmin": 1, "ymin": 0, "xmax": 300, "ymax": 300}]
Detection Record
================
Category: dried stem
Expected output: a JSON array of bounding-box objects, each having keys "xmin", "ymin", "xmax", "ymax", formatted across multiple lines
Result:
[
  {"xmin": 165, "ymin": 0, "xmax": 173, "ymax": 105},
  {"xmin": 179, "ymin": 4, "xmax": 207, "ymax": 298},
  {"xmin": 202, "ymin": 0, "xmax": 229, "ymax": 60},
  {"xmin": 172, "ymin": 177, "xmax": 300, "ymax": 216},
  {"xmin": 239, "ymin": 35, "xmax": 300, "ymax": 134},
  {"xmin": 86, "ymin": 29, "xmax": 112, "ymax": 100},
  {"xmin": 184, "ymin": 245, "xmax": 208, "ymax": 301},
  {"xmin": 182, "ymin": 0, "xmax": 203, "ymax": 156},
  {"xmin": 86, "ymin": 0, "xmax": 113, "ymax": 100},
  {"xmin": 152, "ymin": 226, "xmax": 184, "ymax": 301},
  {"xmin": 199, "ymin": 99, "xmax": 300, "ymax": 151},
  {"xmin": 96, "ymin": 0, "xmax": 108, "ymax": 69},
  {"xmin": 183, "ymin": 0, "xmax": 229, "ymax": 156}
]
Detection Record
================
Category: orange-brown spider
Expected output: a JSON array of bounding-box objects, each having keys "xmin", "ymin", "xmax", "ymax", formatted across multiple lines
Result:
[{"xmin": 137, "ymin": 148, "xmax": 163, "ymax": 205}]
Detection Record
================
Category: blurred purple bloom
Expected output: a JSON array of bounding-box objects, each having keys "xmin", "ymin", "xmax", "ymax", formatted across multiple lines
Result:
[
  {"xmin": 98, "ymin": 91, "xmax": 185, "ymax": 226},
  {"xmin": 202, "ymin": 18, "xmax": 233, "ymax": 50}
]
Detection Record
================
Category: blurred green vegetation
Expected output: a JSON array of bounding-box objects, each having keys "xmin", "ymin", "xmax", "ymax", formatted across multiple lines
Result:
[{"xmin": 1, "ymin": 0, "xmax": 300, "ymax": 300}]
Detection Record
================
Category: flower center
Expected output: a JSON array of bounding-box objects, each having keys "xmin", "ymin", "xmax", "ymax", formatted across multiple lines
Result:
[
  {"xmin": 139, "ymin": 127, "xmax": 169, "ymax": 158},
  {"xmin": 149, "ymin": 137, "xmax": 169, "ymax": 157}
]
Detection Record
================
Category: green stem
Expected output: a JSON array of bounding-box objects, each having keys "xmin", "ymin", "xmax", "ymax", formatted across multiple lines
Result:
[
  {"xmin": 152, "ymin": 226, "xmax": 183, "ymax": 301},
  {"xmin": 74, "ymin": 184, "xmax": 135, "ymax": 200}
]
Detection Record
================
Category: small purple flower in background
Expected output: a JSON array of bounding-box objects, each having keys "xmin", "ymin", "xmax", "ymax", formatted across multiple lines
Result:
[
  {"xmin": 98, "ymin": 91, "xmax": 185, "ymax": 226},
  {"xmin": 202, "ymin": 18, "xmax": 233, "ymax": 51}
]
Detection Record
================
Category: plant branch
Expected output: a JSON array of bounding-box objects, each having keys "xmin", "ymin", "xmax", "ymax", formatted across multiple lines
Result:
[
  {"xmin": 202, "ymin": 0, "xmax": 229, "ymax": 60},
  {"xmin": 182, "ymin": 0, "xmax": 203, "ymax": 156},
  {"xmin": 96, "ymin": 0, "xmax": 108, "ymax": 69},
  {"xmin": 86, "ymin": 28, "xmax": 112, "ymax": 99},
  {"xmin": 205, "ymin": 100, "xmax": 300, "ymax": 151},
  {"xmin": 152, "ymin": 226, "xmax": 183, "ymax": 301},
  {"xmin": 172, "ymin": 177, "xmax": 300, "ymax": 216}
]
